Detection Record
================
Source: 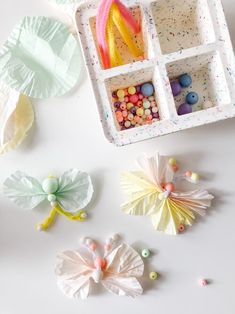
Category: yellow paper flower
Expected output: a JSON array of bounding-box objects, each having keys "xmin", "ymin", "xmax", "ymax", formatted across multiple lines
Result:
[
  {"xmin": 121, "ymin": 153, "xmax": 214, "ymax": 235},
  {"xmin": 0, "ymin": 81, "xmax": 34, "ymax": 154}
]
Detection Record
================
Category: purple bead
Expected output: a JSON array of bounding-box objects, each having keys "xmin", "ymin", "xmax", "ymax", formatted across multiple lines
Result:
[
  {"xmin": 112, "ymin": 91, "xmax": 117, "ymax": 98},
  {"xmin": 119, "ymin": 120, "xmax": 125, "ymax": 126},
  {"xmin": 171, "ymin": 81, "xmax": 182, "ymax": 96},
  {"xmin": 152, "ymin": 112, "xmax": 159, "ymax": 119},
  {"xmin": 177, "ymin": 103, "xmax": 192, "ymax": 115},
  {"xmin": 114, "ymin": 102, "xmax": 121, "ymax": 109},
  {"xmin": 130, "ymin": 106, "xmax": 137, "ymax": 114},
  {"xmin": 136, "ymin": 85, "xmax": 141, "ymax": 93}
]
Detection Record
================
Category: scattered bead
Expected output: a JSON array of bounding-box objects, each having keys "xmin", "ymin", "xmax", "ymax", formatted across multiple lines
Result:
[
  {"xmin": 186, "ymin": 92, "xmax": 199, "ymax": 105},
  {"xmin": 141, "ymin": 248, "xmax": 151, "ymax": 258},
  {"xmin": 171, "ymin": 81, "xmax": 182, "ymax": 96},
  {"xmin": 149, "ymin": 271, "xmax": 158, "ymax": 280},
  {"xmin": 179, "ymin": 73, "xmax": 192, "ymax": 88},
  {"xmin": 178, "ymin": 224, "xmax": 185, "ymax": 232},
  {"xmin": 140, "ymin": 82, "xmax": 154, "ymax": 97},
  {"xmin": 177, "ymin": 103, "xmax": 192, "ymax": 115},
  {"xmin": 199, "ymin": 278, "xmax": 208, "ymax": 286}
]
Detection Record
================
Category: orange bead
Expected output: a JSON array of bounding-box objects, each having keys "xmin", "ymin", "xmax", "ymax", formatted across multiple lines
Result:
[
  {"xmin": 134, "ymin": 116, "xmax": 140, "ymax": 123},
  {"xmin": 185, "ymin": 171, "xmax": 192, "ymax": 177},
  {"xmin": 120, "ymin": 102, "xmax": 126, "ymax": 110},
  {"xmin": 164, "ymin": 182, "xmax": 175, "ymax": 192},
  {"xmin": 122, "ymin": 110, "xmax": 128, "ymax": 117},
  {"xmin": 172, "ymin": 165, "xmax": 179, "ymax": 172}
]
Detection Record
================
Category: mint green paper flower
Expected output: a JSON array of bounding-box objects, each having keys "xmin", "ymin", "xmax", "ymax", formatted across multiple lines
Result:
[
  {"xmin": 3, "ymin": 169, "xmax": 94, "ymax": 231},
  {"xmin": 0, "ymin": 16, "xmax": 82, "ymax": 98}
]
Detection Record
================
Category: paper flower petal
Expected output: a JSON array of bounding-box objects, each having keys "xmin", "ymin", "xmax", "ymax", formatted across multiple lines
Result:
[
  {"xmin": 56, "ymin": 169, "xmax": 94, "ymax": 213},
  {"xmin": 0, "ymin": 81, "xmax": 33, "ymax": 154},
  {"xmin": 151, "ymin": 198, "xmax": 194, "ymax": 235},
  {"xmin": 151, "ymin": 190, "xmax": 214, "ymax": 235},
  {"xmin": 3, "ymin": 171, "xmax": 46, "ymax": 209},
  {"xmin": 105, "ymin": 243, "xmax": 144, "ymax": 278},
  {"xmin": 55, "ymin": 250, "xmax": 94, "ymax": 299},
  {"xmin": 102, "ymin": 276, "xmax": 143, "ymax": 297},
  {"xmin": 121, "ymin": 171, "xmax": 160, "ymax": 215},
  {"xmin": 0, "ymin": 16, "xmax": 81, "ymax": 98},
  {"xmin": 171, "ymin": 190, "xmax": 214, "ymax": 216},
  {"xmin": 137, "ymin": 153, "xmax": 174, "ymax": 187}
]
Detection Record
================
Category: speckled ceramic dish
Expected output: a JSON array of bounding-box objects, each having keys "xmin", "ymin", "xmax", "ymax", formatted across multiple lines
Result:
[{"xmin": 75, "ymin": 0, "xmax": 235, "ymax": 146}]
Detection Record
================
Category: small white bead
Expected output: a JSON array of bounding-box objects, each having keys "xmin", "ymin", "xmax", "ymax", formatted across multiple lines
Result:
[
  {"xmin": 80, "ymin": 237, "xmax": 86, "ymax": 245},
  {"xmin": 85, "ymin": 238, "xmax": 92, "ymax": 246},
  {"xmin": 112, "ymin": 234, "xmax": 120, "ymax": 241},
  {"xmin": 80, "ymin": 212, "xmax": 87, "ymax": 219},
  {"xmin": 37, "ymin": 224, "xmax": 43, "ymax": 232}
]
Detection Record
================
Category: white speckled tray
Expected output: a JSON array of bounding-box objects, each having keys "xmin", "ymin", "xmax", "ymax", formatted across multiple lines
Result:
[{"xmin": 75, "ymin": 0, "xmax": 235, "ymax": 146}]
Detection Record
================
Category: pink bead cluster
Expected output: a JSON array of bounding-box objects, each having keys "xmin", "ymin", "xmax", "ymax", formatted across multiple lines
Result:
[{"xmin": 112, "ymin": 83, "xmax": 160, "ymax": 130}]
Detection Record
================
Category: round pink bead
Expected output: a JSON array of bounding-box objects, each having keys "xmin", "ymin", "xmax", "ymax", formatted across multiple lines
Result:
[
  {"xmin": 129, "ymin": 94, "xmax": 139, "ymax": 103},
  {"xmin": 199, "ymin": 279, "xmax": 208, "ymax": 286},
  {"xmin": 89, "ymin": 242, "xmax": 97, "ymax": 251},
  {"xmin": 94, "ymin": 256, "xmax": 106, "ymax": 269},
  {"xmin": 104, "ymin": 243, "xmax": 111, "ymax": 251}
]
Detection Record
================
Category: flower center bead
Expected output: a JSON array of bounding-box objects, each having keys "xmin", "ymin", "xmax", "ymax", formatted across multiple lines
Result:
[{"xmin": 94, "ymin": 256, "xmax": 106, "ymax": 270}]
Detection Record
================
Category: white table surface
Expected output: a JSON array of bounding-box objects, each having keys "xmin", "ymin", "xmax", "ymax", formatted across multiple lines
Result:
[{"xmin": 0, "ymin": 1, "xmax": 235, "ymax": 313}]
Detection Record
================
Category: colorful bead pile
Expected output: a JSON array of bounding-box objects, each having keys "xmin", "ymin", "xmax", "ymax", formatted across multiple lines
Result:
[
  {"xmin": 112, "ymin": 82, "xmax": 160, "ymax": 130},
  {"xmin": 170, "ymin": 73, "xmax": 200, "ymax": 116}
]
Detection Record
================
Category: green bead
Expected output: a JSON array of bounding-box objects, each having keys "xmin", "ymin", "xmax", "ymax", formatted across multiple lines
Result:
[
  {"xmin": 149, "ymin": 271, "xmax": 158, "ymax": 280},
  {"xmin": 42, "ymin": 177, "xmax": 59, "ymax": 194},
  {"xmin": 47, "ymin": 194, "xmax": 56, "ymax": 202},
  {"xmin": 141, "ymin": 248, "xmax": 151, "ymax": 258}
]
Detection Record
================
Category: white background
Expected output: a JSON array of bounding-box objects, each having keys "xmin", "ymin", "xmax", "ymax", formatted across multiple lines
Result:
[{"xmin": 0, "ymin": 1, "xmax": 235, "ymax": 313}]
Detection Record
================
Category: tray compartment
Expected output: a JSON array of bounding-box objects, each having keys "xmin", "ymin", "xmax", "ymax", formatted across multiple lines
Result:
[
  {"xmin": 151, "ymin": 0, "xmax": 215, "ymax": 54},
  {"xmin": 104, "ymin": 66, "xmax": 167, "ymax": 131},
  {"xmin": 89, "ymin": 5, "xmax": 151, "ymax": 70},
  {"xmin": 166, "ymin": 51, "xmax": 231, "ymax": 114}
]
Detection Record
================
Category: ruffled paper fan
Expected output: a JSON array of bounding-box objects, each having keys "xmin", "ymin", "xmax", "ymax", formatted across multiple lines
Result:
[
  {"xmin": 55, "ymin": 234, "xmax": 144, "ymax": 299},
  {"xmin": 0, "ymin": 16, "xmax": 81, "ymax": 99},
  {"xmin": 121, "ymin": 153, "xmax": 214, "ymax": 235},
  {"xmin": 0, "ymin": 81, "xmax": 34, "ymax": 154},
  {"xmin": 3, "ymin": 169, "xmax": 93, "ymax": 231}
]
